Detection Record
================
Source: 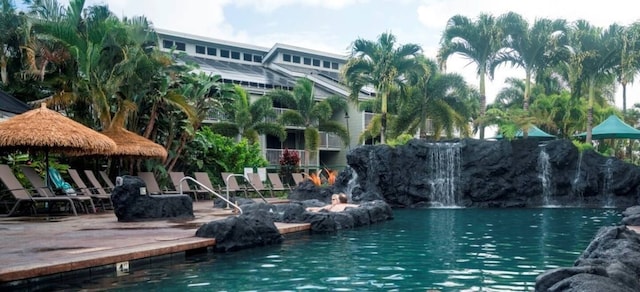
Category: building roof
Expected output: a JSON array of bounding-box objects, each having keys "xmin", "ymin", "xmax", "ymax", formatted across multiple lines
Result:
[{"xmin": 0, "ymin": 90, "xmax": 31, "ymax": 115}]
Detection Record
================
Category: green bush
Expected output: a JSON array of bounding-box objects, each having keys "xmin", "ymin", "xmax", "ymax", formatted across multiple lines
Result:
[
  {"xmin": 183, "ymin": 127, "xmax": 267, "ymax": 185},
  {"xmin": 572, "ymin": 140, "xmax": 594, "ymax": 152}
]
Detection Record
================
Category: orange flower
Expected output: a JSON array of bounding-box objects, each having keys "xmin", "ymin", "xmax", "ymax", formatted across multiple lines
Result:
[
  {"xmin": 308, "ymin": 173, "xmax": 322, "ymax": 186},
  {"xmin": 325, "ymin": 168, "xmax": 338, "ymax": 185}
]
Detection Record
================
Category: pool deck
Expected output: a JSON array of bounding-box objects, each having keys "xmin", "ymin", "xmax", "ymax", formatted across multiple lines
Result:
[{"xmin": 0, "ymin": 199, "xmax": 310, "ymax": 283}]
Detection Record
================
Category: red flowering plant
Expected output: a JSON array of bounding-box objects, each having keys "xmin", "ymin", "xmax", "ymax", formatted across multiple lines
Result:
[{"xmin": 279, "ymin": 148, "xmax": 300, "ymax": 186}]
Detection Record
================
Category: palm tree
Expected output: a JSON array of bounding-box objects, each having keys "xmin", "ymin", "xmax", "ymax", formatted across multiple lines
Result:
[
  {"xmin": 0, "ymin": 0, "xmax": 21, "ymax": 85},
  {"xmin": 342, "ymin": 32, "xmax": 425, "ymax": 144},
  {"xmin": 566, "ymin": 21, "xmax": 620, "ymax": 144},
  {"xmin": 495, "ymin": 13, "xmax": 567, "ymax": 138},
  {"xmin": 393, "ymin": 56, "xmax": 472, "ymax": 139},
  {"xmin": 616, "ymin": 22, "xmax": 640, "ymax": 114},
  {"xmin": 267, "ymin": 78, "xmax": 349, "ymax": 167},
  {"xmin": 209, "ymin": 84, "xmax": 286, "ymax": 144},
  {"xmin": 438, "ymin": 13, "xmax": 504, "ymax": 140}
]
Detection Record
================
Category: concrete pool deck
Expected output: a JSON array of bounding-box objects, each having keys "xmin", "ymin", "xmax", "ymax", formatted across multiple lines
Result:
[{"xmin": 0, "ymin": 199, "xmax": 310, "ymax": 283}]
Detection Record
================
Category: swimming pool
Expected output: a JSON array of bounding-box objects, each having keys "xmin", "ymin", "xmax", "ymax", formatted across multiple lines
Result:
[{"xmin": 68, "ymin": 208, "xmax": 620, "ymax": 291}]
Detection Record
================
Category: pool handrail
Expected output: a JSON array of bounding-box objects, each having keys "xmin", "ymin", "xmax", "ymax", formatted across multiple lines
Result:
[
  {"xmin": 179, "ymin": 176, "xmax": 243, "ymax": 214},
  {"xmin": 224, "ymin": 173, "xmax": 269, "ymax": 207}
]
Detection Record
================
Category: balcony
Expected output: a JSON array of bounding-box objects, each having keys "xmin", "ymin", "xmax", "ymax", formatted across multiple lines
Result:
[{"xmin": 265, "ymin": 148, "xmax": 319, "ymax": 167}]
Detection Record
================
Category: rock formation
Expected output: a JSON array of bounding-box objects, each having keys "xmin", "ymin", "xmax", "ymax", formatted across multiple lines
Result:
[
  {"xmin": 343, "ymin": 138, "xmax": 640, "ymax": 208},
  {"xmin": 111, "ymin": 175, "xmax": 194, "ymax": 222},
  {"xmin": 534, "ymin": 206, "xmax": 640, "ymax": 291}
]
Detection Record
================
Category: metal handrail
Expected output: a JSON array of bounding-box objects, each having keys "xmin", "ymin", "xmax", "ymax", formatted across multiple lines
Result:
[
  {"xmin": 179, "ymin": 176, "xmax": 243, "ymax": 214},
  {"xmin": 225, "ymin": 173, "xmax": 269, "ymax": 206}
]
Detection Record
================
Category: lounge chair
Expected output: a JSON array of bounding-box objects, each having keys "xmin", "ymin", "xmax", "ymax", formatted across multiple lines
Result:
[
  {"xmin": 68, "ymin": 169, "xmax": 113, "ymax": 210},
  {"xmin": 83, "ymin": 170, "xmax": 116, "ymax": 207},
  {"xmin": 22, "ymin": 166, "xmax": 97, "ymax": 214},
  {"xmin": 221, "ymin": 172, "xmax": 252, "ymax": 196},
  {"xmin": 193, "ymin": 172, "xmax": 218, "ymax": 193},
  {"xmin": 138, "ymin": 172, "xmax": 178, "ymax": 195},
  {"xmin": 291, "ymin": 173, "xmax": 306, "ymax": 187},
  {"xmin": 20, "ymin": 165, "xmax": 96, "ymax": 214},
  {"xmin": 267, "ymin": 173, "xmax": 290, "ymax": 195},
  {"xmin": 0, "ymin": 164, "xmax": 79, "ymax": 216},
  {"xmin": 169, "ymin": 172, "xmax": 210, "ymax": 201},
  {"xmin": 98, "ymin": 170, "xmax": 115, "ymax": 191},
  {"xmin": 246, "ymin": 173, "xmax": 271, "ymax": 197}
]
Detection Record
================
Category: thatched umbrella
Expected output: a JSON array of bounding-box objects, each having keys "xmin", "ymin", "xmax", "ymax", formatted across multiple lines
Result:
[
  {"xmin": 101, "ymin": 126, "xmax": 167, "ymax": 160},
  {"xmin": 96, "ymin": 126, "xmax": 167, "ymax": 178},
  {"xmin": 0, "ymin": 103, "xmax": 117, "ymax": 185}
]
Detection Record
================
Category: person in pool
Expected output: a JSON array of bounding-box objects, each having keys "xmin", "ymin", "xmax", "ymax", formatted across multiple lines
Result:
[{"xmin": 306, "ymin": 193, "xmax": 358, "ymax": 212}]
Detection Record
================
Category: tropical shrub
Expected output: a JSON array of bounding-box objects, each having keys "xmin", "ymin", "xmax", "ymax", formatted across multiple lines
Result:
[
  {"xmin": 182, "ymin": 127, "xmax": 267, "ymax": 185},
  {"xmin": 278, "ymin": 148, "xmax": 300, "ymax": 185}
]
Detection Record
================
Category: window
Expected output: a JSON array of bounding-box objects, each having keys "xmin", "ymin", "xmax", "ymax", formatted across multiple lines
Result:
[
  {"xmin": 231, "ymin": 51, "xmax": 240, "ymax": 59},
  {"xmin": 244, "ymin": 53, "xmax": 252, "ymax": 61},
  {"xmin": 175, "ymin": 42, "xmax": 186, "ymax": 51},
  {"xmin": 283, "ymin": 54, "xmax": 291, "ymax": 62},
  {"xmin": 292, "ymin": 55, "xmax": 301, "ymax": 63},
  {"xmin": 207, "ymin": 47, "xmax": 216, "ymax": 56},
  {"xmin": 221, "ymin": 49, "xmax": 230, "ymax": 58},
  {"xmin": 312, "ymin": 59, "xmax": 320, "ymax": 66},
  {"xmin": 162, "ymin": 40, "xmax": 173, "ymax": 49},
  {"xmin": 304, "ymin": 57, "xmax": 311, "ymax": 65},
  {"xmin": 195, "ymin": 45, "xmax": 205, "ymax": 54},
  {"xmin": 331, "ymin": 62, "xmax": 339, "ymax": 70},
  {"xmin": 323, "ymin": 60, "xmax": 330, "ymax": 68},
  {"xmin": 253, "ymin": 55, "xmax": 263, "ymax": 62}
]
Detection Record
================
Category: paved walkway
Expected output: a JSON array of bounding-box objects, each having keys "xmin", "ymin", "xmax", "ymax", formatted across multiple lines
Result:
[{"xmin": 0, "ymin": 200, "xmax": 309, "ymax": 283}]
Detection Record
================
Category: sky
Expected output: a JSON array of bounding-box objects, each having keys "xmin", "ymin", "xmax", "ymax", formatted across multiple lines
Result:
[{"xmin": 52, "ymin": 0, "xmax": 640, "ymax": 108}]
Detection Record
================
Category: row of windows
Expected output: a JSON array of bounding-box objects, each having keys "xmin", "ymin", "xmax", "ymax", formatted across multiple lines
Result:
[
  {"xmin": 195, "ymin": 45, "xmax": 263, "ymax": 63},
  {"xmin": 282, "ymin": 53, "xmax": 339, "ymax": 70},
  {"xmin": 162, "ymin": 40, "xmax": 185, "ymax": 51},
  {"xmin": 162, "ymin": 39, "xmax": 264, "ymax": 63}
]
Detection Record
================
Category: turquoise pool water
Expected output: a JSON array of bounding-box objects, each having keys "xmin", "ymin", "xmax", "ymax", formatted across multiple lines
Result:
[{"xmin": 75, "ymin": 208, "xmax": 620, "ymax": 291}]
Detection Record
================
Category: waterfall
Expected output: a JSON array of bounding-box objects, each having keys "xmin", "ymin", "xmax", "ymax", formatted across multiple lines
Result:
[
  {"xmin": 603, "ymin": 159, "xmax": 614, "ymax": 207},
  {"xmin": 426, "ymin": 143, "xmax": 461, "ymax": 207},
  {"xmin": 571, "ymin": 152, "xmax": 584, "ymax": 205},
  {"xmin": 344, "ymin": 169, "xmax": 358, "ymax": 201},
  {"xmin": 538, "ymin": 148, "xmax": 553, "ymax": 206}
]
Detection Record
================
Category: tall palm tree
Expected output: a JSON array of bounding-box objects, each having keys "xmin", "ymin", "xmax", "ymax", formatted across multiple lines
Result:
[
  {"xmin": 393, "ymin": 56, "xmax": 472, "ymax": 139},
  {"xmin": 495, "ymin": 13, "xmax": 567, "ymax": 138},
  {"xmin": 209, "ymin": 84, "xmax": 286, "ymax": 144},
  {"xmin": 0, "ymin": 0, "xmax": 21, "ymax": 86},
  {"xmin": 342, "ymin": 32, "xmax": 425, "ymax": 144},
  {"xmin": 438, "ymin": 13, "xmax": 504, "ymax": 140},
  {"xmin": 616, "ymin": 22, "xmax": 640, "ymax": 114},
  {"xmin": 267, "ymin": 78, "xmax": 349, "ymax": 166},
  {"xmin": 566, "ymin": 20, "xmax": 620, "ymax": 144}
]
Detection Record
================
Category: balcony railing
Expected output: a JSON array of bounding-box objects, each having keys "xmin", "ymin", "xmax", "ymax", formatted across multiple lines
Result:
[
  {"xmin": 319, "ymin": 132, "xmax": 342, "ymax": 149},
  {"xmin": 265, "ymin": 148, "xmax": 319, "ymax": 167}
]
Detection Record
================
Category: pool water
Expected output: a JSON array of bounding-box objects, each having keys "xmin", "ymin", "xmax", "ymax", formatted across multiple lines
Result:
[{"xmin": 74, "ymin": 208, "xmax": 620, "ymax": 291}]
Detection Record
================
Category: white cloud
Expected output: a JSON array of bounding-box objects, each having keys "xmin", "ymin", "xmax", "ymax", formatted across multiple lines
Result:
[{"xmin": 233, "ymin": 0, "xmax": 368, "ymax": 13}]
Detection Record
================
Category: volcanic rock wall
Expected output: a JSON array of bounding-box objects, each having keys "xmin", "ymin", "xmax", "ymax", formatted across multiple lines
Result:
[{"xmin": 344, "ymin": 138, "xmax": 640, "ymax": 208}]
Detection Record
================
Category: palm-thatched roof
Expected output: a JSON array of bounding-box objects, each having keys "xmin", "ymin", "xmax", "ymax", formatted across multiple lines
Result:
[
  {"xmin": 101, "ymin": 126, "xmax": 167, "ymax": 160},
  {"xmin": 0, "ymin": 103, "xmax": 116, "ymax": 154}
]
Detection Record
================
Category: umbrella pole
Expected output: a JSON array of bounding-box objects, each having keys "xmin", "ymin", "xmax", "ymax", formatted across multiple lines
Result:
[{"xmin": 45, "ymin": 151, "xmax": 50, "ymax": 188}]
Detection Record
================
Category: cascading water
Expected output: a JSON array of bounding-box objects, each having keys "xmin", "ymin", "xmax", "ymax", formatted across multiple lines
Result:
[
  {"xmin": 426, "ymin": 143, "xmax": 461, "ymax": 207},
  {"xmin": 603, "ymin": 159, "xmax": 614, "ymax": 207},
  {"xmin": 571, "ymin": 152, "xmax": 584, "ymax": 205},
  {"xmin": 538, "ymin": 148, "xmax": 552, "ymax": 206},
  {"xmin": 344, "ymin": 169, "xmax": 358, "ymax": 201}
]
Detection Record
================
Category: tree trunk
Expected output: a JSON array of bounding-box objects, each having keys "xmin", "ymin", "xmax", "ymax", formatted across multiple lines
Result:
[
  {"xmin": 142, "ymin": 102, "xmax": 159, "ymax": 139},
  {"xmin": 0, "ymin": 55, "xmax": 8, "ymax": 85},
  {"xmin": 622, "ymin": 82, "xmax": 627, "ymax": 114},
  {"xmin": 478, "ymin": 70, "xmax": 487, "ymax": 140},
  {"xmin": 522, "ymin": 71, "xmax": 532, "ymax": 139}
]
